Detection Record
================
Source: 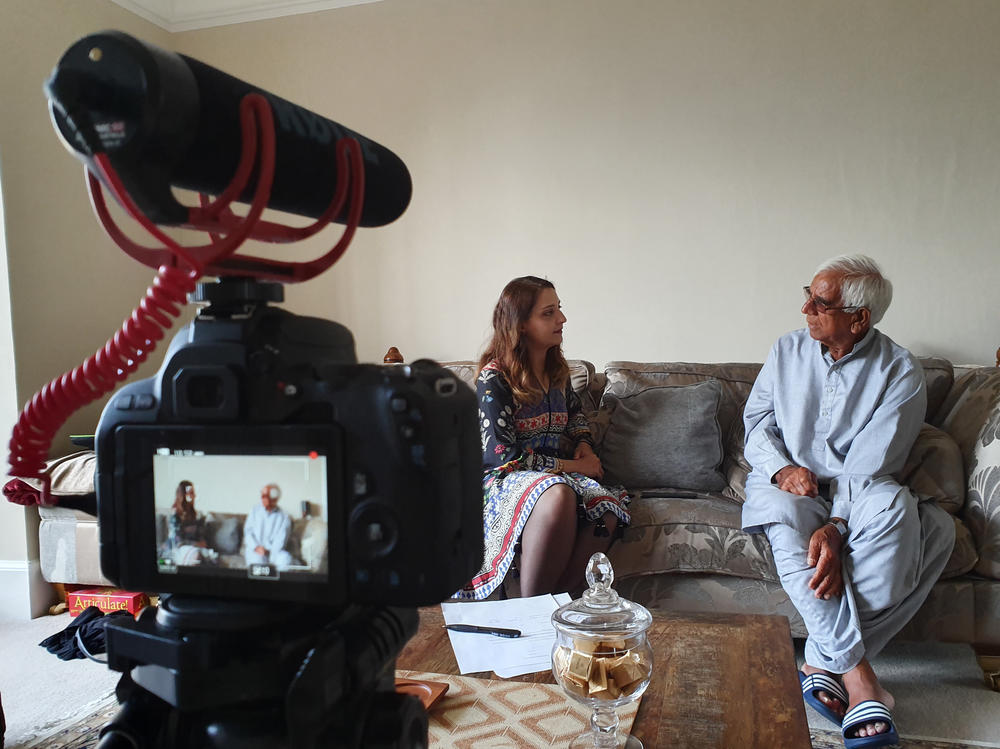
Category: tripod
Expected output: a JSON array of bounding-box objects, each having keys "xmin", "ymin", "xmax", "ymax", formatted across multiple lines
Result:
[{"xmin": 95, "ymin": 596, "xmax": 427, "ymax": 748}]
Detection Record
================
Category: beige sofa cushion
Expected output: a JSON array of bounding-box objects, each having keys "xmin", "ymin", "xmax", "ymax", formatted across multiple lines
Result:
[
  {"xmin": 919, "ymin": 356, "xmax": 955, "ymax": 427},
  {"xmin": 900, "ymin": 424, "xmax": 966, "ymax": 515},
  {"xmin": 441, "ymin": 359, "xmax": 598, "ymax": 413},
  {"xmin": 17, "ymin": 450, "xmax": 96, "ymax": 500}
]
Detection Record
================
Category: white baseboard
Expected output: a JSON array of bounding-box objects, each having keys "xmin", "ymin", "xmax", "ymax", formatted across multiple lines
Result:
[{"xmin": 0, "ymin": 559, "xmax": 57, "ymax": 621}]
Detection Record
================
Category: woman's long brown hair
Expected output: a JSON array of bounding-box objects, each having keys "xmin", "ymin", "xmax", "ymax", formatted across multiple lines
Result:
[
  {"xmin": 172, "ymin": 480, "xmax": 196, "ymax": 524},
  {"xmin": 479, "ymin": 276, "xmax": 569, "ymax": 406}
]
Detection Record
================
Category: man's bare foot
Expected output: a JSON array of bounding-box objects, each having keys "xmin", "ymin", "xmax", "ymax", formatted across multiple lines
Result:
[
  {"xmin": 801, "ymin": 663, "xmax": 847, "ymax": 718},
  {"xmin": 842, "ymin": 659, "xmax": 895, "ymax": 738}
]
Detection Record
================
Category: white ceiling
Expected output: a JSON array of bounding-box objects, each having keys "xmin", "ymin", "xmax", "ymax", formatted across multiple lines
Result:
[{"xmin": 110, "ymin": 0, "xmax": 383, "ymax": 32}]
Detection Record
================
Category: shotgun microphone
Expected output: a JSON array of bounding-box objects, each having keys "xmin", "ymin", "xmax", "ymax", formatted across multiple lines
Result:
[{"xmin": 45, "ymin": 30, "xmax": 411, "ymax": 228}]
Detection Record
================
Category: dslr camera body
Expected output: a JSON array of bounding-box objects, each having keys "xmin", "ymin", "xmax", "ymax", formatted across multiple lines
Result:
[{"xmin": 95, "ymin": 278, "xmax": 482, "ymax": 608}]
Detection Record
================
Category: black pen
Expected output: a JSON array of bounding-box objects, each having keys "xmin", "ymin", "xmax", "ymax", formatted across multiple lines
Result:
[{"xmin": 442, "ymin": 624, "xmax": 521, "ymax": 638}]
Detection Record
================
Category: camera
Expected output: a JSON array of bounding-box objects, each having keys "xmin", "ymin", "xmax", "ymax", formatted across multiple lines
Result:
[{"xmin": 95, "ymin": 278, "xmax": 483, "ymax": 608}]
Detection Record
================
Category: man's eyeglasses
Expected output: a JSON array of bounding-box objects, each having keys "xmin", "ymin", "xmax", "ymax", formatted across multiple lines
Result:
[{"xmin": 802, "ymin": 286, "xmax": 861, "ymax": 315}]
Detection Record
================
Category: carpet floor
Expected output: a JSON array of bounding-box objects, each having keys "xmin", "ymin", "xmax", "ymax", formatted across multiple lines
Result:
[{"xmin": 2, "ymin": 612, "xmax": 999, "ymax": 748}]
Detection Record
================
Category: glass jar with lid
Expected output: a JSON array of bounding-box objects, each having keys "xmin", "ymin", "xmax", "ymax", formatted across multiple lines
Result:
[{"xmin": 551, "ymin": 552, "xmax": 653, "ymax": 748}]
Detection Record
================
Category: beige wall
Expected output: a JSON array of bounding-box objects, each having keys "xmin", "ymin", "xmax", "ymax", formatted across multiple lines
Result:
[
  {"xmin": 2, "ymin": 0, "xmax": 999, "ymax": 595},
  {"xmin": 1, "ymin": 158, "xmax": 26, "ymax": 561},
  {"xmin": 0, "ymin": 1, "xmax": 170, "ymax": 599},
  {"xmin": 174, "ymin": 0, "xmax": 1000, "ymax": 368}
]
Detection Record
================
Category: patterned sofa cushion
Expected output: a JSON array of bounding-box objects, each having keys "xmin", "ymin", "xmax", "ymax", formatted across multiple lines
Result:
[
  {"xmin": 608, "ymin": 494, "xmax": 778, "ymax": 583},
  {"xmin": 609, "ymin": 491, "xmax": 978, "ymax": 583},
  {"xmin": 936, "ymin": 368, "xmax": 1000, "ymax": 580}
]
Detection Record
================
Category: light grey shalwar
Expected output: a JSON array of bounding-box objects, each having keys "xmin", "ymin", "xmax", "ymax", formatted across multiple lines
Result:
[{"xmin": 742, "ymin": 328, "xmax": 955, "ymax": 674}]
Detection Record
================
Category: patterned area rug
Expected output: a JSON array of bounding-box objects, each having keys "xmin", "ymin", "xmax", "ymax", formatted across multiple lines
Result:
[
  {"xmin": 17, "ymin": 671, "xmax": 638, "ymax": 749},
  {"xmin": 399, "ymin": 669, "xmax": 639, "ymax": 747},
  {"xmin": 18, "ymin": 684, "xmax": 990, "ymax": 749},
  {"xmin": 19, "ymin": 693, "xmax": 119, "ymax": 749}
]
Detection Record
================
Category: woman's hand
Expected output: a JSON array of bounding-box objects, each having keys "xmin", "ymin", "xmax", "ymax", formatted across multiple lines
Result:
[
  {"xmin": 566, "ymin": 452, "xmax": 603, "ymax": 480},
  {"xmin": 573, "ymin": 442, "xmax": 596, "ymax": 460}
]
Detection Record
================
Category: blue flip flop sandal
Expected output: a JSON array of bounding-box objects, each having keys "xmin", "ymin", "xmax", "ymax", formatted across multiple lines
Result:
[
  {"xmin": 798, "ymin": 670, "xmax": 848, "ymax": 727},
  {"xmin": 842, "ymin": 700, "xmax": 900, "ymax": 748}
]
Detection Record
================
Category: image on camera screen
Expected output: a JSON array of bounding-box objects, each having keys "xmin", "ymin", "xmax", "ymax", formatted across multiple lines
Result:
[{"xmin": 153, "ymin": 450, "xmax": 329, "ymax": 582}]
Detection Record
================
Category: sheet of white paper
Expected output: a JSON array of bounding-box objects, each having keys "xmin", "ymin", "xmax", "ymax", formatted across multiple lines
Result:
[{"xmin": 441, "ymin": 593, "xmax": 572, "ymax": 677}]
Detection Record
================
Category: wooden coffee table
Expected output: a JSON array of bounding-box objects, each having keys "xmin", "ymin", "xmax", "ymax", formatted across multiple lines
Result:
[{"xmin": 398, "ymin": 607, "xmax": 811, "ymax": 748}]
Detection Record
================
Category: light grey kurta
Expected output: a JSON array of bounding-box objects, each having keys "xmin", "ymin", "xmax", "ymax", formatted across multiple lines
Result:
[
  {"xmin": 742, "ymin": 328, "xmax": 955, "ymax": 672},
  {"xmin": 244, "ymin": 503, "xmax": 294, "ymax": 570}
]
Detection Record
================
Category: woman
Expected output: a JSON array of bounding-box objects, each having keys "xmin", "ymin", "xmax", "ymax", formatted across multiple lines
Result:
[
  {"xmin": 456, "ymin": 276, "xmax": 630, "ymax": 600},
  {"xmin": 167, "ymin": 480, "xmax": 210, "ymax": 562}
]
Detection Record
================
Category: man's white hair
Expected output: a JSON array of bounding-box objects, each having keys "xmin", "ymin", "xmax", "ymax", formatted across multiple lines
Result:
[{"xmin": 815, "ymin": 254, "xmax": 893, "ymax": 324}]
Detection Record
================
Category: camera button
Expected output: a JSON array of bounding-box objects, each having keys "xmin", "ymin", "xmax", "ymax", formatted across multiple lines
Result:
[
  {"xmin": 134, "ymin": 394, "xmax": 155, "ymax": 410},
  {"xmin": 400, "ymin": 424, "xmax": 416, "ymax": 440},
  {"xmin": 352, "ymin": 471, "xmax": 370, "ymax": 497},
  {"xmin": 350, "ymin": 502, "xmax": 398, "ymax": 560},
  {"xmin": 390, "ymin": 396, "xmax": 408, "ymax": 412},
  {"xmin": 114, "ymin": 394, "xmax": 134, "ymax": 410},
  {"xmin": 410, "ymin": 444, "xmax": 426, "ymax": 467}
]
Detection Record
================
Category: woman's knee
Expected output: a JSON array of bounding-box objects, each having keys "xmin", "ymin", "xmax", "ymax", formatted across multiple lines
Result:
[{"xmin": 531, "ymin": 484, "xmax": 577, "ymax": 523}]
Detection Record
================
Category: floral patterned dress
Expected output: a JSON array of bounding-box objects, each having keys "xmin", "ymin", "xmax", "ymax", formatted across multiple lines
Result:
[{"xmin": 454, "ymin": 361, "xmax": 631, "ymax": 600}]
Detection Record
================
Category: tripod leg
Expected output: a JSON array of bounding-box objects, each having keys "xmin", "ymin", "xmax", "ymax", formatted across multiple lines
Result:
[{"xmin": 96, "ymin": 672, "xmax": 172, "ymax": 749}]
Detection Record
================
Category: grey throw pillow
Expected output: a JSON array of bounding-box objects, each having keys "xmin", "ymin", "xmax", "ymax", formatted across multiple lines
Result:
[
  {"xmin": 211, "ymin": 517, "xmax": 242, "ymax": 555},
  {"xmin": 600, "ymin": 380, "xmax": 726, "ymax": 492}
]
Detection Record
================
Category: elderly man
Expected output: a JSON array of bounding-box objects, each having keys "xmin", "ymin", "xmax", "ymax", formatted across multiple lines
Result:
[
  {"xmin": 244, "ymin": 483, "xmax": 295, "ymax": 571},
  {"xmin": 742, "ymin": 255, "xmax": 954, "ymax": 748}
]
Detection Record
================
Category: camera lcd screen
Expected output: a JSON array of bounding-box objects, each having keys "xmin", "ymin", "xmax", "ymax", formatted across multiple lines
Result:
[
  {"xmin": 103, "ymin": 424, "xmax": 345, "ymax": 603},
  {"xmin": 152, "ymin": 450, "xmax": 329, "ymax": 583}
]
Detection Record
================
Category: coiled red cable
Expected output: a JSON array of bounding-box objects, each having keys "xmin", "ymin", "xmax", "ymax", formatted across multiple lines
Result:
[{"xmin": 7, "ymin": 93, "xmax": 364, "ymax": 504}]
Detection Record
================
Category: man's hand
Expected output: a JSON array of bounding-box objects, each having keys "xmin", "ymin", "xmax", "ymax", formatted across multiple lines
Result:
[
  {"xmin": 807, "ymin": 525, "xmax": 843, "ymax": 599},
  {"xmin": 774, "ymin": 465, "xmax": 819, "ymax": 497}
]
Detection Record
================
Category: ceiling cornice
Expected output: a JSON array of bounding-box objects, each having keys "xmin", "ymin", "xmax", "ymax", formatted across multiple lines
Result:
[{"xmin": 110, "ymin": 0, "xmax": 383, "ymax": 32}]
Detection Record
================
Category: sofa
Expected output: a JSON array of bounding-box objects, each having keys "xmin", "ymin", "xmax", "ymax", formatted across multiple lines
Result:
[
  {"xmin": 440, "ymin": 356, "xmax": 1000, "ymax": 691},
  {"xmin": 15, "ymin": 353, "xmax": 1000, "ymax": 690}
]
